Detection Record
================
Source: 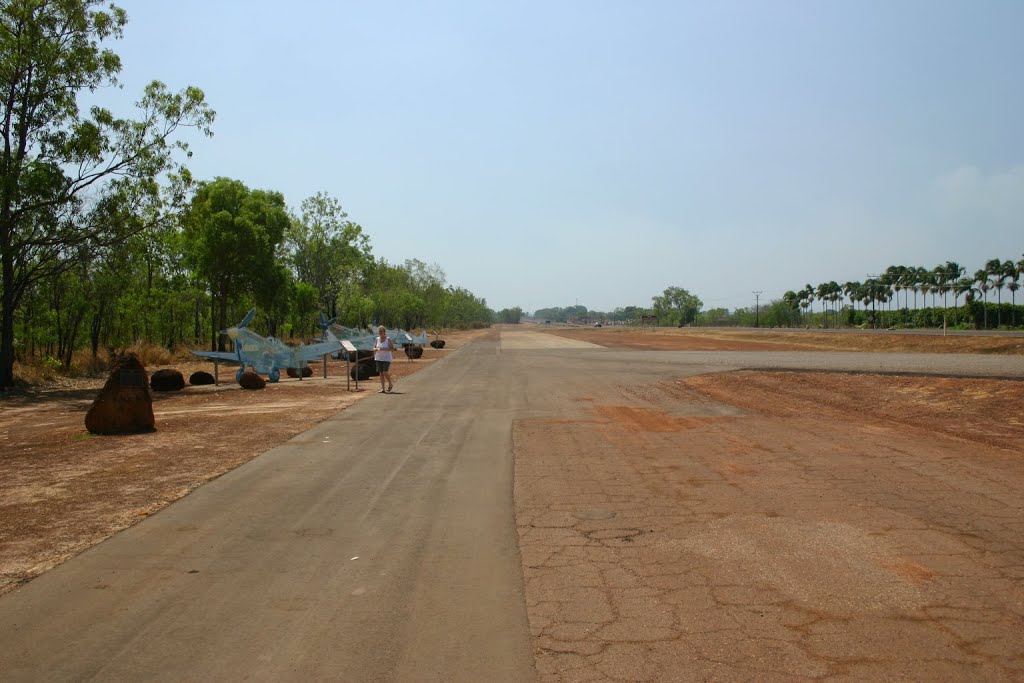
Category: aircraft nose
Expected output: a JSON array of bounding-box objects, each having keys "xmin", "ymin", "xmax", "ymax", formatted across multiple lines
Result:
[{"xmin": 226, "ymin": 327, "xmax": 238, "ymax": 340}]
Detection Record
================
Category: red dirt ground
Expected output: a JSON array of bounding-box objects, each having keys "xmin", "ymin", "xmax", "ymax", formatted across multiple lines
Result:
[
  {"xmin": 515, "ymin": 369, "xmax": 1024, "ymax": 680},
  {"xmin": 550, "ymin": 325, "xmax": 1024, "ymax": 354}
]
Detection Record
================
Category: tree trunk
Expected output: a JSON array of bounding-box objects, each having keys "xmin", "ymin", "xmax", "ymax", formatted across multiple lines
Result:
[
  {"xmin": 91, "ymin": 300, "xmax": 106, "ymax": 358},
  {"xmin": 62, "ymin": 313, "xmax": 83, "ymax": 369},
  {"xmin": 217, "ymin": 280, "xmax": 229, "ymax": 351},
  {"xmin": 0, "ymin": 279, "xmax": 15, "ymax": 388},
  {"xmin": 210, "ymin": 292, "xmax": 217, "ymax": 352}
]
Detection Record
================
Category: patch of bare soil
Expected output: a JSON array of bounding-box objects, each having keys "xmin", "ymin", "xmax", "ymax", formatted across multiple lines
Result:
[
  {"xmin": 550, "ymin": 326, "xmax": 1024, "ymax": 354},
  {"xmin": 515, "ymin": 371, "xmax": 1024, "ymax": 680},
  {"xmin": 683, "ymin": 371, "xmax": 1024, "ymax": 453},
  {"xmin": 0, "ymin": 329, "xmax": 487, "ymax": 595}
]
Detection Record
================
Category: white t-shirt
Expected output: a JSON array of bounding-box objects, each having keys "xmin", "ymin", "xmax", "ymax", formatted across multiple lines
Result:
[{"xmin": 374, "ymin": 336, "xmax": 394, "ymax": 362}]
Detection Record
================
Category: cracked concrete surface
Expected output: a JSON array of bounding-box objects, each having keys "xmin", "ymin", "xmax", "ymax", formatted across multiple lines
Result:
[{"xmin": 514, "ymin": 359, "xmax": 1023, "ymax": 681}]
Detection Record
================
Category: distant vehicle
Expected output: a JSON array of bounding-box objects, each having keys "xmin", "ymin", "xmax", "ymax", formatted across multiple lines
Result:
[
  {"xmin": 192, "ymin": 308, "xmax": 341, "ymax": 383},
  {"xmin": 593, "ymin": 322, "xmax": 602, "ymax": 327}
]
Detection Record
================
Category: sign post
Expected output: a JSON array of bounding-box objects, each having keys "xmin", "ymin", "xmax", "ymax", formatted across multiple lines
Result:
[{"xmin": 341, "ymin": 340, "xmax": 358, "ymax": 392}]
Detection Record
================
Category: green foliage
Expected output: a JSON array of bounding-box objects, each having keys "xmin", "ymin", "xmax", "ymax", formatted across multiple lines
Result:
[
  {"xmin": 285, "ymin": 192, "xmax": 371, "ymax": 318},
  {"xmin": 652, "ymin": 286, "xmax": 703, "ymax": 326},
  {"xmin": 181, "ymin": 178, "xmax": 288, "ymax": 348},
  {"xmin": 496, "ymin": 307, "xmax": 523, "ymax": 324},
  {"xmin": 0, "ymin": 0, "xmax": 214, "ymax": 387}
]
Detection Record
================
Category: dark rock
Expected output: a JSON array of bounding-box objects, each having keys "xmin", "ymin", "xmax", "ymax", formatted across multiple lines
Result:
[
  {"xmin": 429, "ymin": 340, "xmax": 445, "ymax": 349},
  {"xmin": 239, "ymin": 370, "xmax": 266, "ymax": 390},
  {"xmin": 350, "ymin": 362, "xmax": 375, "ymax": 381},
  {"xmin": 150, "ymin": 368, "xmax": 185, "ymax": 392},
  {"xmin": 286, "ymin": 366, "xmax": 314, "ymax": 378},
  {"xmin": 85, "ymin": 353, "xmax": 155, "ymax": 434},
  {"xmin": 189, "ymin": 371, "xmax": 215, "ymax": 385}
]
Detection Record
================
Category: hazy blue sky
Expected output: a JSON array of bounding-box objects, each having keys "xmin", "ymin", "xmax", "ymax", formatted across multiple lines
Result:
[{"xmin": 109, "ymin": 0, "xmax": 1022, "ymax": 313}]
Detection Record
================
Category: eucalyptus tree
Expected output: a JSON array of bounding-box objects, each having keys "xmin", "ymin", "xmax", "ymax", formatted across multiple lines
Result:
[
  {"xmin": 285, "ymin": 192, "xmax": 371, "ymax": 319},
  {"xmin": 0, "ymin": 0, "xmax": 214, "ymax": 388},
  {"xmin": 181, "ymin": 178, "xmax": 289, "ymax": 349},
  {"xmin": 653, "ymin": 286, "xmax": 703, "ymax": 326}
]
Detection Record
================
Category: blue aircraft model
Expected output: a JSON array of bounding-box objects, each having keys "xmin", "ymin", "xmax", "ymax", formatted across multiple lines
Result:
[
  {"xmin": 192, "ymin": 308, "xmax": 342, "ymax": 383},
  {"xmin": 318, "ymin": 314, "xmax": 429, "ymax": 358}
]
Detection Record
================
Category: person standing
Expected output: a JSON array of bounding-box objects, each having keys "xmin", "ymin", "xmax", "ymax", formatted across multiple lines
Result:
[{"xmin": 373, "ymin": 326, "xmax": 395, "ymax": 393}]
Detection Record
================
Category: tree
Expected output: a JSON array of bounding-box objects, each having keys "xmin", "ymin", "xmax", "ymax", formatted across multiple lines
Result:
[
  {"xmin": 0, "ymin": 0, "xmax": 214, "ymax": 388},
  {"xmin": 974, "ymin": 268, "xmax": 990, "ymax": 329},
  {"xmin": 653, "ymin": 286, "xmax": 703, "ymax": 326},
  {"xmin": 496, "ymin": 307, "xmax": 523, "ymax": 324},
  {"xmin": 986, "ymin": 258, "xmax": 1005, "ymax": 328},
  {"xmin": 285, "ymin": 191, "xmax": 371, "ymax": 318},
  {"xmin": 1006, "ymin": 259, "xmax": 1020, "ymax": 327},
  {"xmin": 181, "ymin": 178, "xmax": 289, "ymax": 350}
]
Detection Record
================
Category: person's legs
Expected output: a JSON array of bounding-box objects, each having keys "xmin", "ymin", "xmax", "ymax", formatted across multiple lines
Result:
[
  {"xmin": 385, "ymin": 370, "xmax": 393, "ymax": 392},
  {"xmin": 377, "ymin": 361, "xmax": 386, "ymax": 392}
]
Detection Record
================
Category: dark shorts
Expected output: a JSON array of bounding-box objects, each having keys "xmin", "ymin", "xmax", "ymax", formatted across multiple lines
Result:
[{"xmin": 375, "ymin": 360, "xmax": 391, "ymax": 372}]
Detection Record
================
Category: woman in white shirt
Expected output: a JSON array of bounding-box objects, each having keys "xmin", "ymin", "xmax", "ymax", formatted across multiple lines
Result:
[{"xmin": 373, "ymin": 326, "xmax": 395, "ymax": 393}]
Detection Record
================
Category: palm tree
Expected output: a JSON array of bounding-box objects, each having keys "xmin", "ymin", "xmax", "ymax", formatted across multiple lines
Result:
[
  {"xmin": 954, "ymin": 277, "xmax": 974, "ymax": 309},
  {"xmin": 1006, "ymin": 259, "xmax": 1021, "ymax": 327},
  {"xmin": 939, "ymin": 261, "xmax": 965, "ymax": 315},
  {"xmin": 782, "ymin": 290, "xmax": 800, "ymax": 327},
  {"xmin": 827, "ymin": 281, "xmax": 842, "ymax": 328},
  {"xmin": 986, "ymin": 259, "xmax": 1005, "ymax": 327},
  {"xmin": 932, "ymin": 265, "xmax": 949, "ymax": 311},
  {"xmin": 916, "ymin": 266, "xmax": 930, "ymax": 311},
  {"xmin": 815, "ymin": 283, "xmax": 832, "ymax": 327},
  {"xmin": 883, "ymin": 265, "xmax": 901, "ymax": 316},
  {"xmin": 802, "ymin": 284, "xmax": 815, "ymax": 323},
  {"xmin": 975, "ymin": 268, "xmax": 990, "ymax": 329},
  {"xmin": 843, "ymin": 281, "xmax": 861, "ymax": 319}
]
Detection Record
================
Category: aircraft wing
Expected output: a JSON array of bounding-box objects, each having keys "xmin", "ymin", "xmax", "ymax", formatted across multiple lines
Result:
[
  {"xmin": 335, "ymin": 334, "xmax": 376, "ymax": 351},
  {"xmin": 405, "ymin": 330, "xmax": 430, "ymax": 345},
  {"xmin": 191, "ymin": 350, "xmax": 241, "ymax": 363},
  {"xmin": 295, "ymin": 340, "xmax": 343, "ymax": 361}
]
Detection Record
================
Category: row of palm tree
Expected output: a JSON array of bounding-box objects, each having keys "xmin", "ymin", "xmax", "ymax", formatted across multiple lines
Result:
[{"xmin": 783, "ymin": 255, "xmax": 1024, "ymax": 328}]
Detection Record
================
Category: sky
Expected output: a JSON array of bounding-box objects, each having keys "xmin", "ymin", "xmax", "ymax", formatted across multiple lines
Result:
[{"xmin": 107, "ymin": 0, "xmax": 1023, "ymax": 314}]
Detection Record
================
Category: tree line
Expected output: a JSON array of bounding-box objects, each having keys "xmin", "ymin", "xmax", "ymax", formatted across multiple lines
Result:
[
  {"xmin": 0, "ymin": 1, "xmax": 492, "ymax": 389},
  {"xmin": 533, "ymin": 287, "xmax": 704, "ymax": 327},
  {"xmin": 778, "ymin": 258, "xmax": 1024, "ymax": 330}
]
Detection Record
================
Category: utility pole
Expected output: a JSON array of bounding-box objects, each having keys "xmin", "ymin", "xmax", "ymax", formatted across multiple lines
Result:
[{"xmin": 753, "ymin": 291, "xmax": 763, "ymax": 328}]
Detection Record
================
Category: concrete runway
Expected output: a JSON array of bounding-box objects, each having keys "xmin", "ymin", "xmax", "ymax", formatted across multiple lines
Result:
[{"xmin": 1, "ymin": 328, "xmax": 1022, "ymax": 681}]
